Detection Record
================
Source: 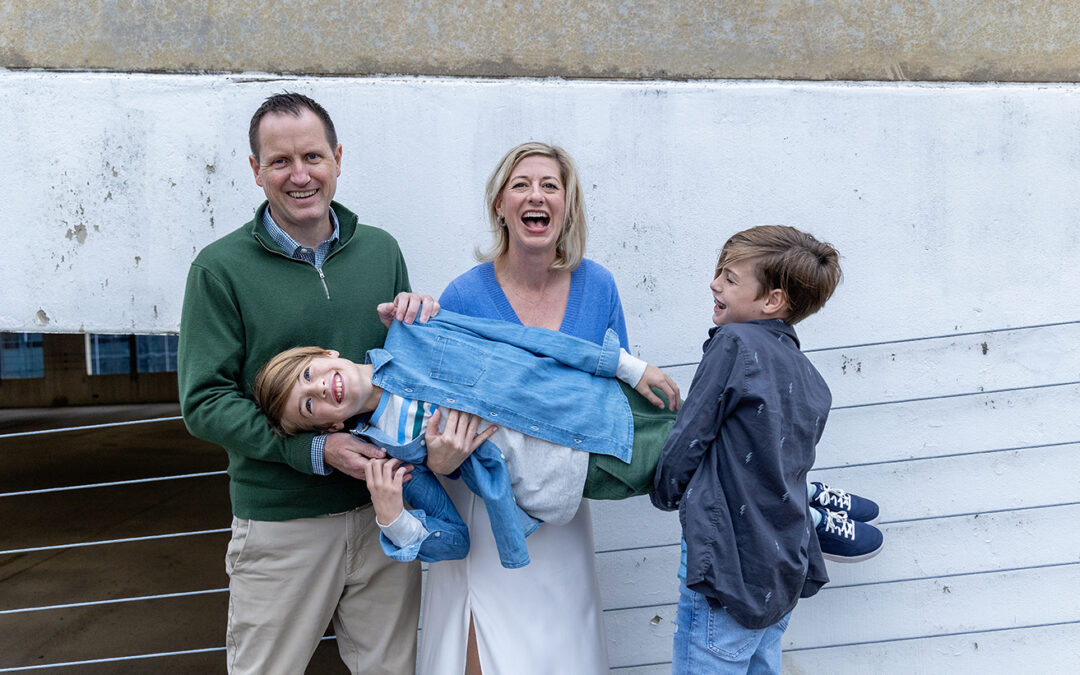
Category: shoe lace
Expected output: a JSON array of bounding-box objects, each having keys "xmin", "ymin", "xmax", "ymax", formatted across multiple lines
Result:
[
  {"xmin": 822, "ymin": 509, "xmax": 855, "ymax": 541},
  {"xmin": 816, "ymin": 484, "xmax": 852, "ymax": 511}
]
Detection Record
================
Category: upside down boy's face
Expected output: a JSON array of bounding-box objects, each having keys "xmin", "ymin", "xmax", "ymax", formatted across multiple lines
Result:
[{"xmin": 281, "ymin": 352, "xmax": 374, "ymax": 433}]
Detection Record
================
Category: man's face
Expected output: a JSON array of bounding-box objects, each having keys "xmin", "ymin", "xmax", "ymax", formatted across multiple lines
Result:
[{"xmin": 249, "ymin": 109, "xmax": 342, "ymax": 237}]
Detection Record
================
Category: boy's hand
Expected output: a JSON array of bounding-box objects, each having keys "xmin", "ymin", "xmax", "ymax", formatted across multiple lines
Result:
[
  {"xmin": 635, "ymin": 364, "xmax": 681, "ymax": 411},
  {"xmin": 367, "ymin": 458, "xmax": 413, "ymax": 526},
  {"xmin": 323, "ymin": 433, "xmax": 387, "ymax": 480},
  {"xmin": 425, "ymin": 408, "xmax": 498, "ymax": 475},
  {"xmin": 377, "ymin": 292, "xmax": 440, "ymax": 328}
]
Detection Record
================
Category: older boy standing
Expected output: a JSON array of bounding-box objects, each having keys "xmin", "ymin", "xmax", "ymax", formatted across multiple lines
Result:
[{"xmin": 651, "ymin": 225, "xmax": 862, "ymax": 673}]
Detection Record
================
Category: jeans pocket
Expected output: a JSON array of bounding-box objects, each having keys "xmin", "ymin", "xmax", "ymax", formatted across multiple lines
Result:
[
  {"xmin": 429, "ymin": 336, "xmax": 487, "ymax": 385},
  {"xmin": 224, "ymin": 516, "xmax": 250, "ymax": 576},
  {"xmin": 704, "ymin": 599, "xmax": 759, "ymax": 661},
  {"xmin": 776, "ymin": 612, "xmax": 791, "ymax": 632}
]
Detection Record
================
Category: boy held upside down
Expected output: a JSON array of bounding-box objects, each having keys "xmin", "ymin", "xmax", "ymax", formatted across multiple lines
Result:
[{"xmin": 252, "ymin": 310, "xmax": 682, "ymax": 568}]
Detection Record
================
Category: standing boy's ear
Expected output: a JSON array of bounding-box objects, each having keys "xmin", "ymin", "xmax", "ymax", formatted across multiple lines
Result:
[{"xmin": 760, "ymin": 288, "xmax": 790, "ymax": 317}]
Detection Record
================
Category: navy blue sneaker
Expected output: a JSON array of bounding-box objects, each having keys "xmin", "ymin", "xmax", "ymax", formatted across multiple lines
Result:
[
  {"xmin": 814, "ymin": 506, "xmax": 884, "ymax": 563},
  {"xmin": 810, "ymin": 482, "xmax": 880, "ymax": 524}
]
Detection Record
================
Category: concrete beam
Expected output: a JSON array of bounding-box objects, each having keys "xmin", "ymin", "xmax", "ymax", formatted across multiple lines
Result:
[{"xmin": 4, "ymin": 1, "xmax": 1080, "ymax": 82}]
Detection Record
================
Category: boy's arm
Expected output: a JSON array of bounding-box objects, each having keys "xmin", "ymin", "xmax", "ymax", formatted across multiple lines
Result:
[
  {"xmin": 651, "ymin": 331, "xmax": 741, "ymax": 511},
  {"xmin": 375, "ymin": 463, "xmax": 471, "ymax": 563}
]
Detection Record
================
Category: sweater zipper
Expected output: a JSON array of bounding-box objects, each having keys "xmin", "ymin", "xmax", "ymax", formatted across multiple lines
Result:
[
  {"xmin": 317, "ymin": 267, "xmax": 330, "ymax": 300},
  {"xmin": 254, "ymin": 232, "xmax": 335, "ymax": 300}
]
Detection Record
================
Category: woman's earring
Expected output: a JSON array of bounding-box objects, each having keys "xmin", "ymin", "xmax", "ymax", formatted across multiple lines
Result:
[{"xmin": 497, "ymin": 214, "xmax": 506, "ymax": 227}]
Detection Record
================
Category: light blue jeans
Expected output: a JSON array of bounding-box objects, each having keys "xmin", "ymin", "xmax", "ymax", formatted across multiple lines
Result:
[{"xmin": 672, "ymin": 582, "xmax": 791, "ymax": 674}]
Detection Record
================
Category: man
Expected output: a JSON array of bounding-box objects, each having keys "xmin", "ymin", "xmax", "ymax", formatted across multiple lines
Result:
[{"xmin": 179, "ymin": 92, "xmax": 434, "ymax": 674}]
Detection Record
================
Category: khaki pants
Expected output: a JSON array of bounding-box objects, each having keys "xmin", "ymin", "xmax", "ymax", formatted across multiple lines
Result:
[{"xmin": 225, "ymin": 506, "xmax": 421, "ymax": 675}]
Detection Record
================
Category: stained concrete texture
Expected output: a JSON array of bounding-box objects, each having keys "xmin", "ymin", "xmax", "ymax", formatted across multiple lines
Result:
[
  {"xmin": 6, "ymin": 1, "xmax": 1080, "ymax": 81},
  {"xmin": 0, "ymin": 404, "xmax": 349, "ymax": 673}
]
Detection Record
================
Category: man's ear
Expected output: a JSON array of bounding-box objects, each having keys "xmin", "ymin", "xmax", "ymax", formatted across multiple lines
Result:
[
  {"xmin": 249, "ymin": 155, "xmax": 263, "ymax": 186},
  {"xmin": 761, "ymin": 288, "xmax": 789, "ymax": 316},
  {"xmin": 325, "ymin": 421, "xmax": 345, "ymax": 433},
  {"xmin": 326, "ymin": 349, "xmax": 339, "ymax": 358}
]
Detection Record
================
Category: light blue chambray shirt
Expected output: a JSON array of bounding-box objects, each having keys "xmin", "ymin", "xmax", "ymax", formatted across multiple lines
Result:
[
  {"xmin": 261, "ymin": 207, "xmax": 340, "ymax": 475},
  {"xmin": 369, "ymin": 310, "xmax": 633, "ymax": 461}
]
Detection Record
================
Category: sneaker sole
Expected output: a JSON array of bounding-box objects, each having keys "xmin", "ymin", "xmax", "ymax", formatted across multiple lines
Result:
[{"xmin": 822, "ymin": 543, "xmax": 883, "ymax": 564}]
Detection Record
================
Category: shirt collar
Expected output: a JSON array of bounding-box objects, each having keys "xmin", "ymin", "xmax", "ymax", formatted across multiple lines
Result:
[
  {"xmin": 707, "ymin": 318, "xmax": 799, "ymax": 348},
  {"xmin": 261, "ymin": 206, "xmax": 340, "ymax": 258}
]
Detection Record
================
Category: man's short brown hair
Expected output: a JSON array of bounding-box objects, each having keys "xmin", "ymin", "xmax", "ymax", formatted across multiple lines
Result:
[{"xmin": 248, "ymin": 92, "xmax": 338, "ymax": 162}]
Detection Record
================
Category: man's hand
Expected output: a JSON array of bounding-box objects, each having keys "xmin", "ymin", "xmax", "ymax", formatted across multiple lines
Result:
[
  {"xmin": 377, "ymin": 292, "xmax": 440, "ymax": 328},
  {"xmin": 635, "ymin": 364, "xmax": 681, "ymax": 411},
  {"xmin": 425, "ymin": 408, "xmax": 498, "ymax": 475},
  {"xmin": 367, "ymin": 458, "xmax": 413, "ymax": 526},
  {"xmin": 323, "ymin": 432, "xmax": 387, "ymax": 480}
]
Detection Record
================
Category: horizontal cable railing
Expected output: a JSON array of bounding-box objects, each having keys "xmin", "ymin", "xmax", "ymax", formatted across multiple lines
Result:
[{"xmin": 2, "ymin": 320, "xmax": 1075, "ymax": 670}]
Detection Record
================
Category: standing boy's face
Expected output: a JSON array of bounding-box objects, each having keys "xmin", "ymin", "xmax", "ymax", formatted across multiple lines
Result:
[
  {"xmin": 281, "ymin": 352, "xmax": 371, "ymax": 432},
  {"xmin": 709, "ymin": 259, "xmax": 770, "ymax": 326}
]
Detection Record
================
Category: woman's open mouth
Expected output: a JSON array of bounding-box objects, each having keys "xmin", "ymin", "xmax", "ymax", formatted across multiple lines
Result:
[{"xmin": 521, "ymin": 211, "xmax": 550, "ymax": 232}]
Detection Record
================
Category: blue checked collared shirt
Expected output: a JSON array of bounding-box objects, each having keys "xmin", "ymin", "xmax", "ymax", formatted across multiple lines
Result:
[
  {"xmin": 261, "ymin": 208, "xmax": 341, "ymax": 475},
  {"xmin": 261, "ymin": 207, "xmax": 340, "ymax": 269}
]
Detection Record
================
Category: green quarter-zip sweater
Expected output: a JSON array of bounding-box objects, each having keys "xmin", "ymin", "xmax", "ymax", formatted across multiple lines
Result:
[{"xmin": 178, "ymin": 202, "xmax": 411, "ymax": 520}]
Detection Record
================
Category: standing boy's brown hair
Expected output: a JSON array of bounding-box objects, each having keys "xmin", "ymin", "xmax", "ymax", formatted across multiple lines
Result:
[{"xmin": 715, "ymin": 225, "xmax": 842, "ymax": 325}]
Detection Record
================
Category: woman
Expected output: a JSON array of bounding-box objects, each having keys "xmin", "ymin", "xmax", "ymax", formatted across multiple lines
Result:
[{"xmin": 421, "ymin": 143, "xmax": 631, "ymax": 674}]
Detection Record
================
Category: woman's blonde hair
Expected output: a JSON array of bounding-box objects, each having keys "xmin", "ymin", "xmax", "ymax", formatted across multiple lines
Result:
[
  {"xmin": 477, "ymin": 142, "xmax": 587, "ymax": 271},
  {"xmin": 252, "ymin": 346, "xmax": 330, "ymax": 436}
]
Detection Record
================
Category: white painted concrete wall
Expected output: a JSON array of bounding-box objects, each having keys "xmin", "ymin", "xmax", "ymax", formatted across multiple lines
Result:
[{"xmin": 3, "ymin": 72, "xmax": 1078, "ymax": 672}]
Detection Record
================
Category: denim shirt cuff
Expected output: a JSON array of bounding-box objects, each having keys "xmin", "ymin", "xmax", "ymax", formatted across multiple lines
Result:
[
  {"xmin": 595, "ymin": 328, "xmax": 623, "ymax": 377},
  {"xmin": 379, "ymin": 508, "xmax": 429, "ymax": 548}
]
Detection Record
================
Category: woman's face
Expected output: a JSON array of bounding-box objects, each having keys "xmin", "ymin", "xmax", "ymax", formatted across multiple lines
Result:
[{"xmin": 495, "ymin": 155, "xmax": 566, "ymax": 258}]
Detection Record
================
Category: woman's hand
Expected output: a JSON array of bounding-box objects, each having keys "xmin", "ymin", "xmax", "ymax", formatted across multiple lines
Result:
[
  {"xmin": 425, "ymin": 408, "xmax": 499, "ymax": 475},
  {"xmin": 377, "ymin": 292, "xmax": 440, "ymax": 328},
  {"xmin": 367, "ymin": 458, "xmax": 413, "ymax": 526},
  {"xmin": 635, "ymin": 364, "xmax": 681, "ymax": 411}
]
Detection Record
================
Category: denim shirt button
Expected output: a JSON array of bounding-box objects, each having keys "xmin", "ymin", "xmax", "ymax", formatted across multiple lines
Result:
[
  {"xmin": 574, "ymin": 438, "xmax": 582, "ymax": 444},
  {"xmin": 434, "ymin": 531, "xmax": 441, "ymax": 537},
  {"xmin": 530, "ymin": 425, "xmax": 539, "ymax": 431},
  {"xmin": 446, "ymin": 398, "xmax": 455, "ymax": 403},
  {"xmin": 420, "ymin": 439, "xmax": 426, "ymax": 446},
  {"xmin": 500, "ymin": 453, "xmax": 506, "ymax": 460},
  {"xmin": 489, "ymin": 411, "xmax": 497, "ymax": 416},
  {"xmin": 405, "ymin": 387, "xmax": 413, "ymax": 393}
]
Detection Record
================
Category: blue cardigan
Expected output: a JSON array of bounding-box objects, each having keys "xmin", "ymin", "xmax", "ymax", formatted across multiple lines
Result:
[{"xmin": 439, "ymin": 259, "xmax": 630, "ymax": 350}]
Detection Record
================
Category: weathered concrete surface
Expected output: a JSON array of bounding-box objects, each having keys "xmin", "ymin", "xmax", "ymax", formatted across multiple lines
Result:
[
  {"xmin": 4, "ymin": 72, "xmax": 1080, "ymax": 368},
  {"xmin": 4, "ymin": 1, "xmax": 1080, "ymax": 81}
]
